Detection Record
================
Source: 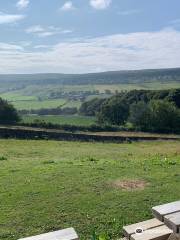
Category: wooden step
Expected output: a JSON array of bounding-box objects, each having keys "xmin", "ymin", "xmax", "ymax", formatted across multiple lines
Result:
[
  {"xmin": 164, "ymin": 212, "xmax": 180, "ymax": 233},
  {"xmin": 152, "ymin": 201, "xmax": 180, "ymax": 221},
  {"xmin": 123, "ymin": 218, "xmax": 164, "ymax": 239},
  {"xmin": 130, "ymin": 225, "xmax": 172, "ymax": 240},
  {"xmin": 18, "ymin": 228, "xmax": 79, "ymax": 240}
]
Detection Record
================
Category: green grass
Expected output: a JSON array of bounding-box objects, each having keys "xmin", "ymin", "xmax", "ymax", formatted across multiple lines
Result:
[
  {"xmin": 0, "ymin": 140, "xmax": 179, "ymax": 240},
  {"xmin": 0, "ymin": 92, "xmax": 37, "ymax": 101},
  {"xmin": 22, "ymin": 114, "xmax": 96, "ymax": 126},
  {"xmin": 13, "ymin": 100, "xmax": 81, "ymax": 110},
  {"xmin": 0, "ymin": 92, "xmax": 81, "ymax": 110}
]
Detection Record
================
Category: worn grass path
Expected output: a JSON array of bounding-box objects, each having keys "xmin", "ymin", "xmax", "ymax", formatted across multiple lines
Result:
[{"xmin": 0, "ymin": 140, "xmax": 179, "ymax": 240}]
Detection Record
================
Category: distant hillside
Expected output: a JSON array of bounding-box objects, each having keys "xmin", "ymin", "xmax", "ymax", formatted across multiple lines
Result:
[
  {"xmin": 0, "ymin": 68, "xmax": 180, "ymax": 110},
  {"xmin": 0, "ymin": 68, "xmax": 180, "ymax": 88}
]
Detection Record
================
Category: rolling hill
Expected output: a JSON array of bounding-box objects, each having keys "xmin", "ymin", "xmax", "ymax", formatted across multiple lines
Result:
[
  {"xmin": 0, "ymin": 67, "xmax": 180, "ymax": 87},
  {"xmin": 0, "ymin": 67, "xmax": 180, "ymax": 110}
]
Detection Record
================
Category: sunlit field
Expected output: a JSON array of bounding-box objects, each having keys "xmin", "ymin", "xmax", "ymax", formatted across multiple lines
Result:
[{"xmin": 0, "ymin": 140, "xmax": 179, "ymax": 240}]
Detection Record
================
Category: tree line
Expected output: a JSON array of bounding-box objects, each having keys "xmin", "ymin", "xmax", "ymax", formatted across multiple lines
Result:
[
  {"xmin": 19, "ymin": 107, "xmax": 78, "ymax": 116},
  {"xmin": 0, "ymin": 88, "xmax": 180, "ymax": 133},
  {"xmin": 80, "ymin": 89, "xmax": 180, "ymax": 133}
]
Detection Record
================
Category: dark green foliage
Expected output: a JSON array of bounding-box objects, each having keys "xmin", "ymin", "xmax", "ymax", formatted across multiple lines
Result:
[
  {"xmin": 116, "ymin": 88, "xmax": 180, "ymax": 107},
  {"xmin": 21, "ymin": 121, "xmax": 127, "ymax": 132},
  {"xmin": 79, "ymin": 88, "xmax": 180, "ymax": 133},
  {"xmin": 0, "ymin": 156, "xmax": 7, "ymax": 161},
  {"xmin": 166, "ymin": 89, "xmax": 180, "ymax": 107},
  {"xmin": 19, "ymin": 107, "xmax": 78, "ymax": 115},
  {"xmin": 129, "ymin": 100, "xmax": 180, "ymax": 133},
  {"xmin": 80, "ymin": 89, "xmax": 180, "ymax": 118},
  {"xmin": 0, "ymin": 98, "xmax": 20, "ymax": 124},
  {"xmin": 79, "ymin": 98, "xmax": 106, "ymax": 116},
  {"xmin": 149, "ymin": 100, "xmax": 180, "ymax": 132},
  {"xmin": 128, "ymin": 101, "xmax": 152, "ymax": 131},
  {"xmin": 98, "ymin": 98, "xmax": 129, "ymax": 125}
]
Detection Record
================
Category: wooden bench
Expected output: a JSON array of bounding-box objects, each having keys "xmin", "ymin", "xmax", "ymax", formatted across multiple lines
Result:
[
  {"xmin": 152, "ymin": 201, "xmax": 180, "ymax": 235},
  {"xmin": 164, "ymin": 212, "xmax": 180, "ymax": 234},
  {"xmin": 123, "ymin": 219, "xmax": 172, "ymax": 240},
  {"xmin": 152, "ymin": 201, "xmax": 180, "ymax": 222},
  {"xmin": 18, "ymin": 228, "xmax": 79, "ymax": 240},
  {"xmin": 123, "ymin": 201, "xmax": 180, "ymax": 240},
  {"xmin": 123, "ymin": 218, "xmax": 164, "ymax": 239},
  {"xmin": 130, "ymin": 225, "xmax": 172, "ymax": 240}
]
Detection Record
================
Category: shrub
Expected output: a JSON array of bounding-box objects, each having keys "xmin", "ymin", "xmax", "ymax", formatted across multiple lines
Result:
[
  {"xmin": 0, "ymin": 98, "xmax": 20, "ymax": 124},
  {"xmin": 129, "ymin": 100, "xmax": 180, "ymax": 133},
  {"xmin": 97, "ymin": 98, "xmax": 129, "ymax": 125}
]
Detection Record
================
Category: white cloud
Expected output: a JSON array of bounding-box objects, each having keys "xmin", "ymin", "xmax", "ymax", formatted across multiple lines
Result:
[
  {"xmin": 1, "ymin": 29, "xmax": 180, "ymax": 73},
  {"xmin": 34, "ymin": 45, "xmax": 51, "ymax": 49},
  {"xmin": 0, "ymin": 12, "xmax": 25, "ymax": 24},
  {"xmin": 118, "ymin": 9, "xmax": 141, "ymax": 16},
  {"xmin": 60, "ymin": 1, "xmax": 75, "ymax": 11},
  {"xmin": 90, "ymin": 0, "xmax": 112, "ymax": 10},
  {"xmin": 0, "ymin": 42, "xmax": 23, "ymax": 51},
  {"xmin": 26, "ymin": 25, "xmax": 72, "ymax": 38},
  {"xmin": 26, "ymin": 25, "xmax": 44, "ymax": 34},
  {"xmin": 16, "ymin": 0, "xmax": 29, "ymax": 10}
]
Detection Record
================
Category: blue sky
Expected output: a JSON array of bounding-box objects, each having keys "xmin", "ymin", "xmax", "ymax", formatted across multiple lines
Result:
[{"xmin": 0, "ymin": 0, "xmax": 180, "ymax": 73}]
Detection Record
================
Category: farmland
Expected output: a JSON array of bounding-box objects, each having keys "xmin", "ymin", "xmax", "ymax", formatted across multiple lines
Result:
[
  {"xmin": 0, "ymin": 139, "xmax": 179, "ymax": 240},
  {"xmin": 1, "ymin": 81, "xmax": 180, "ymax": 111},
  {"xmin": 21, "ymin": 114, "xmax": 96, "ymax": 126}
]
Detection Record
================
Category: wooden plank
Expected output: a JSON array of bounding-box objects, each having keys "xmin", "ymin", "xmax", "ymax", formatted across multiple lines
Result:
[
  {"xmin": 152, "ymin": 201, "xmax": 180, "ymax": 221},
  {"xmin": 164, "ymin": 212, "xmax": 180, "ymax": 233},
  {"xmin": 130, "ymin": 225, "xmax": 172, "ymax": 240},
  {"xmin": 18, "ymin": 228, "xmax": 79, "ymax": 240},
  {"xmin": 123, "ymin": 218, "xmax": 164, "ymax": 239},
  {"xmin": 167, "ymin": 233, "xmax": 180, "ymax": 240}
]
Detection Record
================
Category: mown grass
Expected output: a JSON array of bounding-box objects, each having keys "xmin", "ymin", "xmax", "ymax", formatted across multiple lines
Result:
[
  {"xmin": 0, "ymin": 140, "xmax": 179, "ymax": 240},
  {"xmin": 22, "ymin": 115, "xmax": 96, "ymax": 126}
]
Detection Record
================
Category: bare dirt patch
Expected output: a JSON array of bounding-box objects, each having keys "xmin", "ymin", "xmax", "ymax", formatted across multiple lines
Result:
[{"xmin": 112, "ymin": 179, "xmax": 148, "ymax": 191}]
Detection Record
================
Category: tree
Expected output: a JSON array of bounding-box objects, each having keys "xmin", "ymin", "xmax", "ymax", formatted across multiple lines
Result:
[
  {"xmin": 129, "ymin": 100, "xmax": 180, "ymax": 133},
  {"xmin": 0, "ymin": 98, "xmax": 20, "ymax": 124},
  {"xmin": 128, "ymin": 101, "xmax": 152, "ymax": 131},
  {"xmin": 79, "ymin": 98, "xmax": 106, "ymax": 116},
  {"xmin": 149, "ymin": 100, "xmax": 180, "ymax": 132},
  {"xmin": 97, "ymin": 97, "xmax": 129, "ymax": 125}
]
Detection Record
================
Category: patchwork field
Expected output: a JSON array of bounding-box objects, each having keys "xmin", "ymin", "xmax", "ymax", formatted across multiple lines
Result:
[
  {"xmin": 1, "ymin": 81, "xmax": 180, "ymax": 110},
  {"xmin": 22, "ymin": 114, "xmax": 96, "ymax": 126},
  {"xmin": 0, "ymin": 140, "xmax": 179, "ymax": 240}
]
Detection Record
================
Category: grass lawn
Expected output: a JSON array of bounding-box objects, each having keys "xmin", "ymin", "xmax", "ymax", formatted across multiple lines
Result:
[
  {"xmin": 0, "ymin": 140, "xmax": 179, "ymax": 240},
  {"xmin": 22, "ymin": 115, "xmax": 96, "ymax": 126}
]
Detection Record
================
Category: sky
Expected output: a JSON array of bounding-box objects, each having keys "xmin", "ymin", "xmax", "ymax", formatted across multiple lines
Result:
[{"xmin": 0, "ymin": 0, "xmax": 180, "ymax": 74}]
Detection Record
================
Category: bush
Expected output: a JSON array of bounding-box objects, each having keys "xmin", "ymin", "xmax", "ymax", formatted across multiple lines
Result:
[
  {"xmin": 79, "ymin": 98, "xmax": 106, "ymax": 116},
  {"xmin": 129, "ymin": 100, "xmax": 180, "ymax": 133},
  {"xmin": 97, "ymin": 97, "xmax": 129, "ymax": 125},
  {"xmin": 0, "ymin": 98, "xmax": 20, "ymax": 124},
  {"xmin": 128, "ymin": 101, "xmax": 152, "ymax": 131},
  {"xmin": 149, "ymin": 100, "xmax": 180, "ymax": 133}
]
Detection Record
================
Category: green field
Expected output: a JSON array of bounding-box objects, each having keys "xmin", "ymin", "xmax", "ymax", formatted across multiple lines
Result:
[
  {"xmin": 1, "ymin": 81, "xmax": 179, "ymax": 110},
  {"xmin": 22, "ymin": 115, "xmax": 96, "ymax": 126},
  {"xmin": 0, "ymin": 140, "xmax": 179, "ymax": 240}
]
